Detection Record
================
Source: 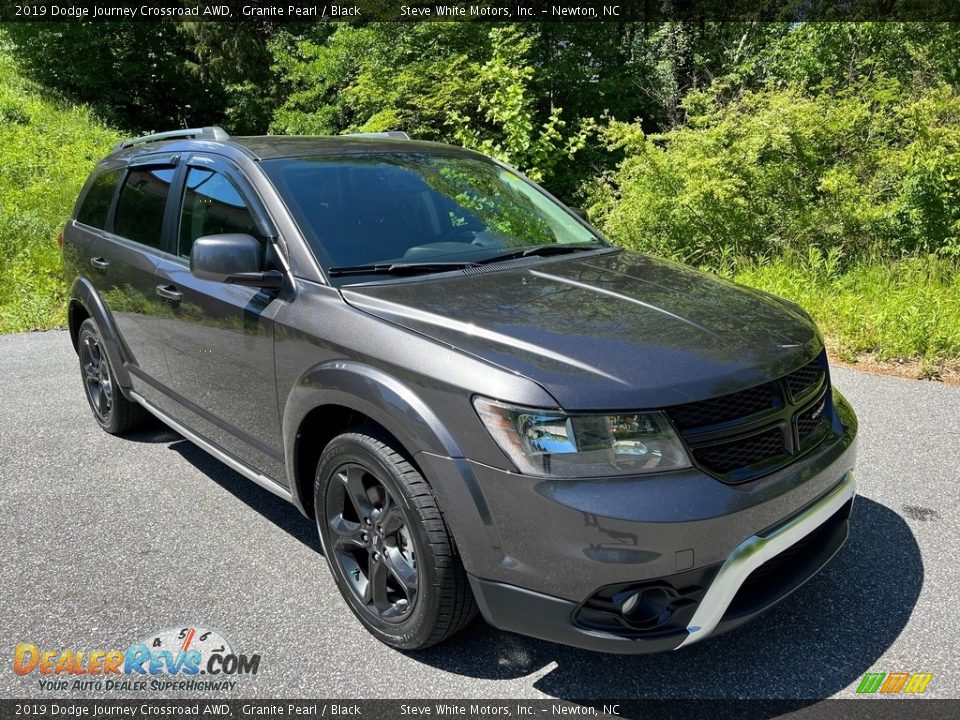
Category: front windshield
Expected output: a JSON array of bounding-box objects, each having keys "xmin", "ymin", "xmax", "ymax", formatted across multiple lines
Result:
[{"xmin": 261, "ymin": 153, "xmax": 604, "ymax": 275}]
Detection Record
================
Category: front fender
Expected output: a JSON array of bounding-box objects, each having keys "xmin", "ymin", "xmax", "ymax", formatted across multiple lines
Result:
[
  {"xmin": 282, "ymin": 359, "xmax": 465, "ymax": 514},
  {"xmin": 69, "ymin": 277, "xmax": 133, "ymax": 390}
]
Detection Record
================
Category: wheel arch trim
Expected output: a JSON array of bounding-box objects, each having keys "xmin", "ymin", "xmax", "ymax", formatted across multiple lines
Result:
[
  {"xmin": 69, "ymin": 277, "xmax": 133, "ymax": 389},
  {"xmin": 282, "ymin": 360, "xmax": 465, "ymax": 515}
]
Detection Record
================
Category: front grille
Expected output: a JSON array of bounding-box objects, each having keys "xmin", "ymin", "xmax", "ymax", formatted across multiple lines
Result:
[
  {"xmin": 690, "ymin": 428, "xmax": 786, "ymax": 475},
  {"xmin": 668, "ymin": 384, "xmax": 777, "ymax": 432},
  {"xmin": 796, "ymin": 396, "xmax": 830, "ymax": 446},
  {"xmin": 785, "ymin": 357, "xmax": 824, "ymax": 399},
  {"xmin": 664, "ymin": 351, "xmax": 832, "ymax": 483}
]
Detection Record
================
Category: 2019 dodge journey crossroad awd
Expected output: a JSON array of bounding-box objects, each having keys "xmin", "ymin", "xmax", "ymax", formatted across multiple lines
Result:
[{"xmin": 64, "ymin": 127, "xmax": 857, "ymax": 653}]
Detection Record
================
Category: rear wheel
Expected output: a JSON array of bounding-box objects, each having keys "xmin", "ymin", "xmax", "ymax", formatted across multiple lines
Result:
[
  {"xmin": 77, "ymin": 318, "xmax": 149, "ymax": 435},
  {"xmin": 314, "ymin": 426, "xmax": 476, "ymax": 649}
]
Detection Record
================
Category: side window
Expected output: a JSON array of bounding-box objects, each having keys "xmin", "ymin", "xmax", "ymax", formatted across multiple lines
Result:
[
  {"xmin": 114, "ymin": 167, "xmax": 175, "ymax": 249},
  {"xmin": 178, "ymin": 167, "xmax": 264, "ymax": 258},
  {"xmin": 76, "ymin": 168, "xmax": 122, "ymax": 229}
]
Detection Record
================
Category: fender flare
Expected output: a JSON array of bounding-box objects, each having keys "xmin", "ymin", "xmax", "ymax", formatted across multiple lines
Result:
[
  {"xmin": 282, "ymin": 360, "xmax": 465, "ymax": 514},
  {"xmin": 68, "ymin": 277, "xmax": 134, "ymax": 389}
]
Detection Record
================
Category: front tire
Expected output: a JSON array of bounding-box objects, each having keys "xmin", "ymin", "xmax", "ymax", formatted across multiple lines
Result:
[
  {"xmin": 77, "ymin": 318, "xmax": 148, "ymax": 435},
  {"xmin": 314, "ymin": 426, "xmax": 476, "ymax": 650}
]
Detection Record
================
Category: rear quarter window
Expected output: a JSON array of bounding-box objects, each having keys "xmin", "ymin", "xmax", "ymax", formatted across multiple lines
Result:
[{"xmin": 76, "ymin": 168, "xmax": 122, "ymax": 229}]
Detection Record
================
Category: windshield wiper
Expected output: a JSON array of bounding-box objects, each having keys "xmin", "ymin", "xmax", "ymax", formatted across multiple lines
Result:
[
  {"xmin": 328, "ymin": 244, "xmax": 604, "ymax": 277},
  {"xmin": 327, "ymin": 261, "xmax": 479, "ymax": 278},
  {"xmin": 476, "ymin": 243, "xmax": 603, "ymax": 265}
]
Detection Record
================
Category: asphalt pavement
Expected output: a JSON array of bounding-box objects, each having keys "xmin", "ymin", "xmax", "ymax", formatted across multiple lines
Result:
[{"xmin": 1, "ymin": 329, "xmax": 958, "ymax": 701}]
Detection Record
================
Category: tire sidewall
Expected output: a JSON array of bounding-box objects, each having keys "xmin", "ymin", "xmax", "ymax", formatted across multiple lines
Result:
[{"xmin": 315, "ymin": 434, "xmax": 441, "ymax": 650}]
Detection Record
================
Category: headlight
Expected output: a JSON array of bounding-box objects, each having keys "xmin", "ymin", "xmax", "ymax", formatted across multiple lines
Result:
[{"xmin": 473, "ymin": 397, "xmax": 691, "ymax": 478}]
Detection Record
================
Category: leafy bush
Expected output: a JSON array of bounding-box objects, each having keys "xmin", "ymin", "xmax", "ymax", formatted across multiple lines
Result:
[
  {"xmin": 588, "ymin": 79, "xmax": 960, "ymax": 265},
  {"xmin": 0, "ymin": 36, "xmax": 119, "ymax": 333},
  {"xmin": 3, "ymin": 23, "xmax": 280, "ymax": 134}
]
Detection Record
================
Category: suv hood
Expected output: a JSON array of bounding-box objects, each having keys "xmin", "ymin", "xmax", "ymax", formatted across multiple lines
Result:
[{"xmin": 341, "ymin": 250, "xmax": 822, "ymax": 410}]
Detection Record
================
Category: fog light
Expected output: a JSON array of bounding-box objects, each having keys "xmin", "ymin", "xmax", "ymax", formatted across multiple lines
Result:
[{"xmin": 615, "ymin": 586, "xmax": 676, "ymax": 629}]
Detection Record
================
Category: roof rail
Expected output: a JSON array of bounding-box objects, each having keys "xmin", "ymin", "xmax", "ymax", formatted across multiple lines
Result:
[
  {"xmin": 344, "ymin": 131, "xmax": 412, "ymax": 140},
  {"xmin": 113, "ymin": 126, "xmax": 230, "ymax": 152}
]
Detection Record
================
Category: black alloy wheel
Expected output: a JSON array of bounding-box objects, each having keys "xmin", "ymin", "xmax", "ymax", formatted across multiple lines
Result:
[
  {"xmin": 314, "ymin": 427, "xmax": 476, "ymax": 649},
  {"xmin": 325, "ymin": 462, "xmax": 419, "ymax": 623},
  {"xmin": 79, "ymin": 325, "xmax": 113, "ymax": 423},
  {"xmin": 76, "ymin": 318, "xmax": 149, "ymax": 435}
]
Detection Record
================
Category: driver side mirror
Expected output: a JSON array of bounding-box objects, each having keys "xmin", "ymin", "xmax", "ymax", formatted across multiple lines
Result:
[
  {"xmin": 569, "ymin": 207, "xmax": 588, "ymax": 221},
  {"xmin": 190, "ymin": 234, "xmax": 282, "ymax": 289}
]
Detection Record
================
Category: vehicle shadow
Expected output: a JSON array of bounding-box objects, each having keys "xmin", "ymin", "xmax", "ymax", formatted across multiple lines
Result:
[
  {"xmin": 120, "ymin": 422, "xmax": 182, "ymax": 444},
  {"xmin": 411, "ymin": 497, "xmax": 922, "ymax": 709},
  {"xmin": 166, "ymin": 438, "xmax": 322, "ymax": 553}
]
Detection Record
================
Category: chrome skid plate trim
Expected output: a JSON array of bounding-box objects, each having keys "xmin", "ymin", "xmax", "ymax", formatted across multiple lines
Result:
[{"xmin": 676, "ymin": 470, "xmax": 856, "ymax": 648}]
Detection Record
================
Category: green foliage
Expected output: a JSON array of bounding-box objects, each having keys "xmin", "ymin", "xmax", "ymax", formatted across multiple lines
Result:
[
  {"xmin": 2, "ymin": 22, "xmax": 285, "ymax": 133},
  {"xmin": 0, "ymin": 37, "xmax": 119, "ymax": 333},
  {"xmin": 732, "ymin": 253, "xmax": 960, "ymax": 368},
  {"xmin": 449, "ymin": 27, "xmax": 590, "ymax": 183},
  {"xmin": 720, "ymin": 23, "xmax": 960, "ymax": 96},
  {"xmin": 270, "ymin": 24, "xmax": 485, "ymax": 138},
  {"xmin": 270, "ymin": 23, "xmax": 605, "ymax": 191},
  {"xmin": 3, "ymin": 23, "xmax": 200, "ymax": 132},
  {"xmin": 176, "ymin": 21, "xmax": 289, "ymax": 134},
  {"xmin": 1, "ymin": 19, "xmax": 959, "ymax": 372},
  {"xmin": 581, "ymin": 22, "xmax": 960, "ymax": 370},
  {"xmin": 589, "ymin": 79, "xmax": 960, "ymax": 265}
]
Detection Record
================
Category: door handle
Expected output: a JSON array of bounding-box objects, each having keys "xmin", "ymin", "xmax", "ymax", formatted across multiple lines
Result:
[
  {"xmin": 155, "ymin": 284, "xmax": 183, "ymax": 303},
  {"xmin": 90, "ymin": 257, "xmax": 110, "ymax": 270}
]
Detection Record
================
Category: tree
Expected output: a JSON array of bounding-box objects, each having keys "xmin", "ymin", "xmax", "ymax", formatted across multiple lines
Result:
[
  {"xmin": 3, "ymin": 21, "xmax": 292, "ymax": 133},
  {"xmin": 4, "ymin": 23, "xmax": 208, "ymax": 131}
]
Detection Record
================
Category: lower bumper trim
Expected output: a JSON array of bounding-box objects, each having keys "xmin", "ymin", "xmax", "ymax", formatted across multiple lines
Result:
[
  {"xmin": 677, "ymin": 470, "xmax": 856, "ymax": 648},
  {"xmin": 469, "ymin": 576, "xmax": 686, "ymax": 655}
]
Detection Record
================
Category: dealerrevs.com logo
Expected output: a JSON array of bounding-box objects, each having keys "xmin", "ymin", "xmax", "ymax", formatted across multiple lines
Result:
[{"xmin": 13, "ymin": 626, "xmax": 261, "ymax": 692}]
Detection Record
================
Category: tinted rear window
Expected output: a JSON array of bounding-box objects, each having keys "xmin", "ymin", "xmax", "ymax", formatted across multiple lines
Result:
[
  {"xmin": 114, "ymin": 167, "xmax": 175, "ymax": 249},
  {"xmin": 76, "ymin": 168, "xmax": 122, "ymax": 229}
]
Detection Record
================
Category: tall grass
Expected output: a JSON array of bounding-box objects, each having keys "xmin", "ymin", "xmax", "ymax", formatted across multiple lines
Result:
[
  {"xmin": 0, "ymin": 35, "xmax": 119, "ymax": 333},
  {"xmin": 730, "ymin": 250, "xmax": 960, "ymax": 373}
]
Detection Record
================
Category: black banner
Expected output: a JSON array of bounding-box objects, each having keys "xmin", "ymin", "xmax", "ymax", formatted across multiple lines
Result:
[
  {"xmin": 2, "ymin": 700, "xmax": 960, "ymax": 720},
  {"xmin": 2, "ymin": 0, "xmax": 960, "ymax": 23}
]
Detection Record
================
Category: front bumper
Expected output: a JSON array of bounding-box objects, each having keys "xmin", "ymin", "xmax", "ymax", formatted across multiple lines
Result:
[
  {"xmin": 470, "ymin": 472, "xmax": 855, "ymax": 653},
  {"xmin": 417, "ymin": 389, "xmax": 858, "ymax": 653}
]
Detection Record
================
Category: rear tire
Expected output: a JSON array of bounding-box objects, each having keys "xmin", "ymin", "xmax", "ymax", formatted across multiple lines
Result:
[
  {"xmin": 77, "ymin": 318, "xmax": 149, "ymax": 435},
  {"xmin": 314, "ymin": 425, "xmax": 477, "ymax": 649}
]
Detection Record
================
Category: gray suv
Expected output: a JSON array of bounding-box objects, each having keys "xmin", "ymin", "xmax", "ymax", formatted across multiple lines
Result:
[{"xmin": 64, "ymin": 127, "xmax": 857, "ymax": 653}]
